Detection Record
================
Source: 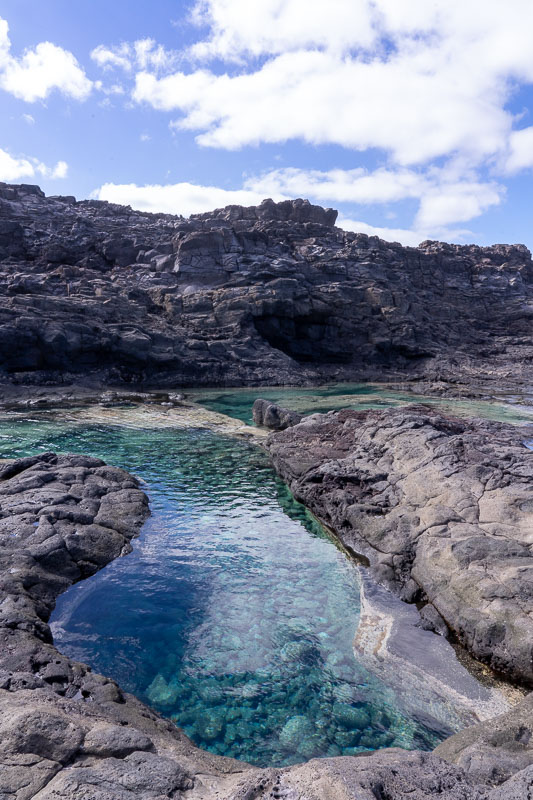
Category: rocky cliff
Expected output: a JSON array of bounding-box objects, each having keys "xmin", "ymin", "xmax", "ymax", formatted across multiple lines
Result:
[{"xmin": 1, "ymin": 182, "xmax": 532, "ymax": 390}]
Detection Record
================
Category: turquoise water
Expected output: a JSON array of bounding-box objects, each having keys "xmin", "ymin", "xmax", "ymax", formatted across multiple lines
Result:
[
  {"xmin": 189, "ymin": 383, "xmax": 533, "ymax": 427},
  {"xmin": 0, "ymin": 412, "xmax": 450, "ymax": 766}
]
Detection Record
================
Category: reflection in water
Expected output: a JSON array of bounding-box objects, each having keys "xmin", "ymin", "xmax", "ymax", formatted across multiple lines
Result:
[{"xmin": 0, "ymin": 404, "xmax": 515, "ymax": 766}]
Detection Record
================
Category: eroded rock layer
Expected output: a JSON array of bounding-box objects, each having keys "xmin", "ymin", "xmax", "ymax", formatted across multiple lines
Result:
[
  {"xmin": 0, "ymin": 450, "xmax": 532, "ymax": 798},
  {"xmin": 1, "ymin": 182, "xmax": 533, "ymax": 390},
  {"xmin": 264, "ymin": 405, "xmax": 533, "ymax": 686}
]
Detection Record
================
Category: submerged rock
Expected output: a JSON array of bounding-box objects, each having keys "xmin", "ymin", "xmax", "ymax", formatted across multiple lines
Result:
[
  {"xmin": 332, "ymin": 703, "xmax": 370, "ymax": 731},
  {"xmin": 279, "ymin": 715, "xmax": 314, "ymax": 750},
  {"xmin": 146, "ymin": 674, "xmax": 181, "ymax": 709}
]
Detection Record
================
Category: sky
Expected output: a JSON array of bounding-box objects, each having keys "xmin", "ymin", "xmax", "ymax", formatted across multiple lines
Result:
[{"xmin": 2, "ymin": 0, "xmax": 533, "ymax": 247}]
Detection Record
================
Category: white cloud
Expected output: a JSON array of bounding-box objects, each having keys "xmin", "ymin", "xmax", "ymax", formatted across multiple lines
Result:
[
  {"xmin": 504, "ymin": 127, "xmax": 533, "ymax": 173},
  {"xmin": 0, "ymin": 16, "xmax": 92, "ymax": 102},
  {"xmin": 0, "ymin": 148, "xmax": 34, "ymax": 181},
  {"xmin": 415, "ymin": 181, "xmax": 501, "ymax": 229},
  {"xmin": 189, "ymin": 0, "xmax": 376, "ymax": 59},
  {"xmin": 102, "ymin": 83, "xmax": 125, "ymax": 96},
  {"xmin": 133, "ymin": 49, "xmax": 510, "ymax": 165},
  {"xmin": 244, "ymin": 167, "xmax": 426, "ymax": 204},
  {"xmin": 91, "ymin": 43, "xmax": 132, "ymax": 72},
  {"xmin": 244, "ymin": 165, "xmax": 503, "ymax": 229},
  {"xmin": 47, "ymin": 160, "xmax": 68, "ymax": 179},
  {"xmin": 91, "ymin": 39, "xmax": 180, "ymax": 75},
  {"xmin": 22, "ymin": 113, "xmax": 34, "ymax": 125},
  {"xmin": 0, "ymin": 147, "xmax": 68, "ymax": 181},
  {"xmin": 93, "ymin": 181, "xmax": 279, "ymax": 215},
  {"xmin": 127, "ymin": 0, "xmax": 533, "ymax": 170}
]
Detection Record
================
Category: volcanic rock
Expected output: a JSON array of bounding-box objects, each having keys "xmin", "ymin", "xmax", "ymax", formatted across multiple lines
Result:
[
  {"xmin": 0, "ymin": 449, "xmax": 531, "ymax": 798},
  {"xmin": 264, "ymin": 405, "xmax": 533, "ymax": 686},
  {"xmin": 252, "ymin": 398, "xmax": 303, "ymax": 429},
  {"xmin": 1, "ymin": 182, "xmax": 533, "ymax": 392}
]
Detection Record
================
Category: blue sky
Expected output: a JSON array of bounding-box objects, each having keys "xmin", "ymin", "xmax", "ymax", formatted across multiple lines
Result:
[{"xmin": 2, "ymin": 0, "xmax": 533, "ymax": 247}]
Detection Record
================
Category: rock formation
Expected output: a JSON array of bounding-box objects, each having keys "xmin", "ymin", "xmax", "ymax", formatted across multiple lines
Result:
[
  {"xmin": 1, "ymin": 448, "xmax": 532, "ymax": 798},
  {"xmin": 1, "ymin": 182, "xmax": 533, "ymax": 392},
  {"xmin": 252, "ymin": 398, "xmax": 303, "ymax": 429},
  {"xmin": 263, "ymin": 404, "xmax": 533, "ymax": 687}
]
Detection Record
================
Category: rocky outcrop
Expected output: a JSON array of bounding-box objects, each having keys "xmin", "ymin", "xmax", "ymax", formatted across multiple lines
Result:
[
  {"xmin": 264, "ymin": 405, "xmax": 533, "ymax": 686},
  {"xmin": 235, "ymin": 745, "xmax": 533, "ymax": 799},
  {"xmin": 1, "ymin": 182, "xmax": 533, "ymax": 391},
  {"xmin": 434, "ymin": 692, "xmax": 533, "ymax": 786},
  {"xmin": 1, "ymin": 450, "xmax": 532, "ymax": 798},
  {"xmin": 252, "ymin": 398, "xmax": 303, "ymax": 429}
]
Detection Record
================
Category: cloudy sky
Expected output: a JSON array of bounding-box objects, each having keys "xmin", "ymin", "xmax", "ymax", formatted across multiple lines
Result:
[{"xmin": 2, "ymin": 0, "xmax": 533, "ymax": 247}]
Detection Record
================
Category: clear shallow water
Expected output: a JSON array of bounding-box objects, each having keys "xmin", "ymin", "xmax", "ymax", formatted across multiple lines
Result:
[
  {"xmin": 0, "ymin": 413, "xmax": 451, "ymax": 766},
  {"xmin": 189, "ymin": 383, "xmax": 533, "ymax": 427}
]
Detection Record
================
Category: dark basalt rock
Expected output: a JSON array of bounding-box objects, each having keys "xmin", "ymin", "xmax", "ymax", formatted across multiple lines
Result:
[
  {"xmin": 0, "ymin": 182, "xmax": 533, "ymax": 391},
  {"xmin": 264, "ymin": 405, "xmax": 533, "ymax": 687},
  {"xmin": 0, "ymin": 450, "xmax": 532, "ymax": 798}
]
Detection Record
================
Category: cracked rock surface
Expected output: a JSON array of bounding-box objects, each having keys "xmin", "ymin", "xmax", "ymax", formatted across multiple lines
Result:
[
  {"xmin": 264, "ymin": 404, "xmax": 533, "ymax": 687},
  {"xmin": 1, "ymin": 449, "xmax": 532, "ymax": 798},
  {"xmin": 1, "ymin": 182, "xmax": 533, "ymax": 392}
]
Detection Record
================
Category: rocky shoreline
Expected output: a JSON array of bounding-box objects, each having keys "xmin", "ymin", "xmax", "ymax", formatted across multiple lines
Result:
[
  {"xmin": 0, "ymin": 408, "xmax": 531, "ymax": 798},
  {"xmin": 262, "ymin": 403, "xmax": 533, "ymax": 686},
  {"xmin": 261, "ymin": 400, "xmax": 533, "ymax": 791}
]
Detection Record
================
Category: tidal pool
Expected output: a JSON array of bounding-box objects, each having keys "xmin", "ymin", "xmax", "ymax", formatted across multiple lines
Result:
[
  {"xmin": 2, "ymin": 387, "xmax": 530, "ymax": 767},
  {"xmin": 1, "ymin": 411, "xmax": 455, "ymax": 767},
  {"xmin": 189, "ymin": 382, "xmax": 533, "ymax": 427}
]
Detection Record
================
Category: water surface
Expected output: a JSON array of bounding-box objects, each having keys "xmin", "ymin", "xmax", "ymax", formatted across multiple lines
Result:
[
  {"xmin": 0, "ymin": 412, "xmax": 453, "ymax": 766},
  {"xmin": 189, "ymin": 382, "xmax": 533, "ymax": 426}
]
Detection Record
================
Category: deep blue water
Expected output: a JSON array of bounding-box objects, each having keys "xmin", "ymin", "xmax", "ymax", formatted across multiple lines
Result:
[{"xmin": 0, "ymin": 412, "xmax": 448, "ymax": 766}]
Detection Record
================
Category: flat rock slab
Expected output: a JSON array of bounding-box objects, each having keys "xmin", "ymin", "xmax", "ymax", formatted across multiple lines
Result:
[
  {"xmin": 353, "ymin": 572, "xmax": 510, "ymax": 735},
  {"xmin": 0, "ymin": 449, "xmax": 532, "ymax": 798},
  {"xmin": 265, "ymin": 405, "xmax": 533, "ymax": 686}
]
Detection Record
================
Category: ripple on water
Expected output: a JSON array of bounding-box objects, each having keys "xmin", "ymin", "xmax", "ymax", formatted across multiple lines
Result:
[{"xmin": 0, "ymin": 415, "xmax": 465, "ymax": 766}]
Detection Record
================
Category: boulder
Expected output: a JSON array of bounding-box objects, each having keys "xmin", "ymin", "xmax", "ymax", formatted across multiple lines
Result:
[{"xmin": 252, "ymin": 398, "xmax": 303, "ymax": 429}]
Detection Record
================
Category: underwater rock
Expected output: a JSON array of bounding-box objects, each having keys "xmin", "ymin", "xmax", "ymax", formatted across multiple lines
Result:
[
  {"xmin": 195, "ymin": 709, "xmax": 226, "ymax": 742},
  {"xmin": 280, "ymin": 639, "xmax": 321, "ymax": 665},
  {"xmin": 332, "ymin": 703, "xmax": 371, "ymax": 731},
  {"xmin": 279, "ymin": 715, "xmax": 315, "ymax": 750},
  {"xmin": 146, "ymin": 674, "xmax": 181, "ymax": 709}
]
